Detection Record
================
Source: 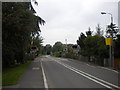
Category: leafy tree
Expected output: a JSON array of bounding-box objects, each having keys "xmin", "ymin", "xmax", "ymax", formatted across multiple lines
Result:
[
  {"xmin": 32, "ymin": 36, "xmax": 43, "ymax": 47},
  {"xmin": 44, "ymin": 44, "xmax": 52, "ymax": 55},
  {"xmin": 77, "ymin": 33, "xmax": 86, "ymax": 55},
  {"xmin": 77, "ymin": 33, "xmax": 86, "ymax": 48},
  {"xmin": 31, "ymin": 36, "xmax": 43, "ymax": 55},
  {"xmin": 86, "ymin": 27, "xmax": 92, "ymax": 37},
  {"xmin": 2, "ymin": 2, "xmax": 45, "ymax": 68},
  {"xmin": 83, "ymin": 35, "xmax": 108, "ymax": 65},
  {"xmin": 39, "ymin": 46, "xmax": 46, "ymax": 55},
  {"xmin": 114, "ymin": 34, "xmax": 120, "ymax": 58},
  {"xmin": 32, "ymin": 0, "xmax": 38, "ymax": 5},
  {"xmin": 95, "ymin": 24, "xmax": 103, "ymax": 36},
  {"xmin": 77, "ymin": 31, "xmax": 109, "ymax": 65},
  {"xmin": 52, "ymin": 41, "xmax": 64, "ymax": 57},
  {"xmin": 106, "ymin": 23, "xmax": 119, "ymax": 38},
  {"xmin": 52, "ymin": 41, "xmax": 63, "ymax": 53}
]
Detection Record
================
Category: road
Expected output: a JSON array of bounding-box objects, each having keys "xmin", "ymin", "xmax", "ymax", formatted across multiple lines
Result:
[{"xmin": 41, "ymin": 55, "xmax": 119, "ymax": 89}]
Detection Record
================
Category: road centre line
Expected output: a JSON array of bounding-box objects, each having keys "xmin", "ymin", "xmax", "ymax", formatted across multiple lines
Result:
[
  {"xmin": 56, "ymin": 58, "xmax": 119, "ymax": 86},
  {"xmin": 52, "ymin": 59, "xmax": 119, "ymax": 89},
  {"xmin": 63, "ymin": 62, "xmax": 119, "ymax": 89},
  {"xmin": 40, "ymin": 60, "xmax": 49, "ymax": 89},
  {"xmin": 55, "ymin": 61, "xmax": 112, "ymax": 89}
]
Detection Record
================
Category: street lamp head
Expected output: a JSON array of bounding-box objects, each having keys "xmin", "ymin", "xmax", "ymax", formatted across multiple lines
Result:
[{"xmin": 101, "ymin": 12, "xmax": 106, "ymax": 15}]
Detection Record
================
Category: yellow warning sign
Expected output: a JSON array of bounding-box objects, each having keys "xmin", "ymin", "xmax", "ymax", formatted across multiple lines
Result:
[{"xmin": 105, "ymin": 38, "xmax": 112, "ymax": 46}]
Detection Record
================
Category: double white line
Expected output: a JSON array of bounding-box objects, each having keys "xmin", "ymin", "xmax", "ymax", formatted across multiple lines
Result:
[{"xmin": 53, "ymin": 59, "xmax": 120, "ymax": 90}]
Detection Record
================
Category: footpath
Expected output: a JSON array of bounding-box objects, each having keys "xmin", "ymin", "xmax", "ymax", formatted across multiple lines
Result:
[{"xmin": 3, "ymin": 57, "xmax": 44, "ymax": 88}]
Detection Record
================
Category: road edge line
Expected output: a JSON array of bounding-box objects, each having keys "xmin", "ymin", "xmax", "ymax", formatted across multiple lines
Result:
[
  {"xmin": 54, "ymin": 60, "xmax": 119, "ymax": 89},
  {"xmin": 57, "ymin": 57, "xmax": 119, "ymax": 73},
  {"xmin": 40, "ymin": 60, "xmax": 49, "ymax": 89}
]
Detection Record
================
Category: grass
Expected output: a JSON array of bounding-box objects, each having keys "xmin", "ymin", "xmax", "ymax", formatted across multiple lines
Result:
[
  {"xmin": 2, "ymin": 61, "xmax": 32, "ymax": 86},
  {"xmin": 0, "ymin": 72, "xmax": 1, "ymax": 86}
]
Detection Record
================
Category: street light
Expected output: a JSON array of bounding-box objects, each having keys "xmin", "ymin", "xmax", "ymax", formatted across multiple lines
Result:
[
  {"xmin": 101, "ymin": 12, "xmax": 106, "ymax": 14},
  {"xmin": 101, "ymin": 11, "xmax": 114, "ymax": 68},
  {"xmin": 101, "ymin": 12, "xmax": 113, "ymax": 24}
]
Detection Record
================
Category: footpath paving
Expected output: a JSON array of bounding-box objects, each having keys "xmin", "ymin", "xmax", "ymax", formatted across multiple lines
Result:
[{"xmin": 3, "ymin": 57, "xmax": 44, "ymax": 88}]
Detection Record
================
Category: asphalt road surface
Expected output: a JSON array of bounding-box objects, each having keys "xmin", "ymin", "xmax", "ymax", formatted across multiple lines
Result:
[{"xmin": 41, "ymin": 55, "xmax": 119, "ymax": 89}]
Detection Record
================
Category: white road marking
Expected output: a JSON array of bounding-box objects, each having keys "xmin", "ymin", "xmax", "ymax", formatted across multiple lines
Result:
[
  {"xmin": 86, "ymin": 64, "xmax": 95, "ymax": 68},
  {"xmin": 40, "ymin": 61, "xmax": 49, "ymax": 89},
  {"xmin": 57, "ymin": 57, "xmax": 119, "ymax": 73},
  {"xmin": 32, "ymin": 67, "xmax": 40, "ymax": 70},
  {"xmin": 57, "ymin": 57, "xmax": 119, "ymax": 74},
  {"xmin": 86, "ymin": 63, "xmax": 118, "ymax": 74},
  {"xmin": 58, "ymin": 58, "xmax": 68, "ymax": 61},
  {"xmin": 51, "ymin": 59, "xmax": 119, "ymax": 89},
  {"xmin": 97, "ymin": 66, "xmax": 119, "ymax": 73}
]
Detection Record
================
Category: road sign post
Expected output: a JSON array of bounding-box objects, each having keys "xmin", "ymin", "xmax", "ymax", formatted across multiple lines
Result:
[{"xmin": 105, "ymin": 38, "xmax": 112, "ymax": 67}]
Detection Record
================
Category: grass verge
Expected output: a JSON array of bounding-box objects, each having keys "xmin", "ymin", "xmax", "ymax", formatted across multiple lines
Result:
[
  {"xmin": 0, "ymin": 73, "xmax": 1, "ymax": 86},
  {"xmin": 2, "ymin": 61, "xmax": 32, "ymax": 86}
]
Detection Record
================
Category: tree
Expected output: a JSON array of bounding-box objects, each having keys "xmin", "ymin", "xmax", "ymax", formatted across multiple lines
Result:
[
  {"xmin": 86, "ymin": 27, "xmax": 92, "ymax": 37},
  {"xmin": 31, "ymin": 36, "xmax": 43, "ymax": 56},
  {"xmin": 77, "ymin": 31, "xmax": 109, "ymax": 65},
  {"xmin": 82, "ymin": 35, "xmax": 108, "ymax": 65},
  {"xmin": 77, "ymin": 33, "xmax": 86, "ymax": 55},
  {"xmin": 32, "ymin": 36, "xmax": 43, "ymax": 47},
  {"xmin": 32, "ymin": 0, "xmax": 38, "ymax": 5},
  {"xmin": 2, "ymin": 2, "xmax": 45, "ymax": 68},
  {"xmin": 44, "ymin": 44, "xmax": 52, "ymax": 55},
  {"xmin": 52, "ymin": 41, "xmax": 64, "ymax": 57},
  {"xmin": 95, "ymin": 24, "xmax": 103, "ymax": 36},
  {"xmin": 106, "ymin": 23, "xmax": 119, "ymax": 38},
  {"xmin": 114, "ymin": 34, "xmax": 120, "ymax": 58},
  {"xmin": 52, "ymin": 41, "xmax": 63, "ymax": 53}
]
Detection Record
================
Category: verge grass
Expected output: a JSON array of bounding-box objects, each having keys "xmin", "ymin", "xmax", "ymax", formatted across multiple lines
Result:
[
  {"xmin": 2, "ymin": 61, "xmax": 32, "ymax": 86},
  {"xmin": 0, "ymin": 73, "xmax": 1, "ymax": 86}
]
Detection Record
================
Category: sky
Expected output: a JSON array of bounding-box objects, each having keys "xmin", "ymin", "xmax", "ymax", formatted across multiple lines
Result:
[{"xmin": 31, "ymin": 0, "xmax": 119, "ymax": 46}]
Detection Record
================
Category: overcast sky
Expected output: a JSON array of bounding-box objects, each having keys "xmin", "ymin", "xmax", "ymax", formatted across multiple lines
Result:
[{"xmin": 32, "ymin": 0, "xmax": 119, "ymax": 46}]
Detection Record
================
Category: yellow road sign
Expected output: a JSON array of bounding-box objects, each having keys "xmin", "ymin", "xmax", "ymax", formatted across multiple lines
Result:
[{"xmin": 105, "ymin": 38, "xmax": 112, "ymax": 46}]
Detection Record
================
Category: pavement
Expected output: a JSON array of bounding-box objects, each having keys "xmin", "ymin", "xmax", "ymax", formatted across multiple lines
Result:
[{"xmin": 2, "ymin": 57, "xmax": 44, "ymax": 89}]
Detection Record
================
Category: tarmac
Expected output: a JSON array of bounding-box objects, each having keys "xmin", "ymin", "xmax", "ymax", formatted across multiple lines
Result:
[{"xmin": 2, "ymin": 57, "xmax": 44, "ymax": 89}]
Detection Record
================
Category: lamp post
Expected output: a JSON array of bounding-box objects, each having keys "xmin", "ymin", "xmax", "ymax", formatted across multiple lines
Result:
[
  {"xmin": 101, "ymin": 12, "xmax": 114, "ymax": 68},
  {"xmin": 101, "ymin": 12, "xmax": 113, "ymax": 24}
]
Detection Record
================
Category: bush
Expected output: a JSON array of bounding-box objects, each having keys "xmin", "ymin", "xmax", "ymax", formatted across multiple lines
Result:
[{"xmin": 52, "ymin": 51, "xmax": 62, "ymax": 57}]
